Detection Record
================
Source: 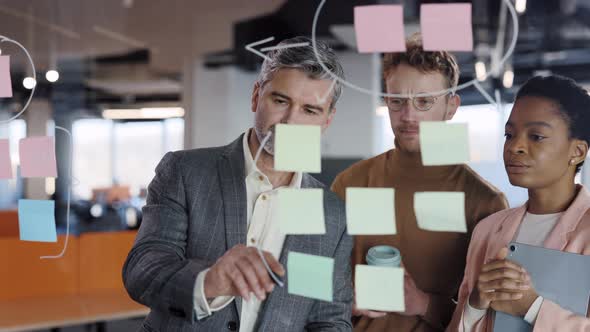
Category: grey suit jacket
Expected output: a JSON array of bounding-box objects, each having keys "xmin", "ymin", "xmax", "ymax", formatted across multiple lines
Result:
[{"xmin": 123, "ymin": 134, "xmax": 353, "ymax": 332}]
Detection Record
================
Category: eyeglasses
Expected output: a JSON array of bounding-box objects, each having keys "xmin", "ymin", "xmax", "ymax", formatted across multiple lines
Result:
[{"xmin": 383, "ymin": 92, "xmax": 453, "ymax": 112}]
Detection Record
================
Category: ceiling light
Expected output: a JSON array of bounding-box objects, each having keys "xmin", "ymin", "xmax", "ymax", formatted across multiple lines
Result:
[
  {"xmin": 475, "ymin": 61, "xmax": 487, "ymax": 82},
  {"xmin": 515, "ymin": 0, "xmax": 527, "ymax": 14},
  {"xmin": 102, "ymin": 107, "xmax": 185, "ymax": 120},
  {"xmin": 46, "ymin": 70, "xmax": 59, "ymax": 83},
  {"xmin": 23, "ymin": 77, "xmax": 36, "ymax": 89},
  {"xmin": 503, "ymin": 70, "xmax": 514, "ymax": 89}
]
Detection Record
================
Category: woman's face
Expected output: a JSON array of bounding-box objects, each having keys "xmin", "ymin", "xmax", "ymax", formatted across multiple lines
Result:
[{"xmin": 504, "ymin": 96, "xmax": 584, "ymax": 190}]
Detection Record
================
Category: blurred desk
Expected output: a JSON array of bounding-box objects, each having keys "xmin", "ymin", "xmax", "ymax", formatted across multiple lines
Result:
[
  {"xmin": 0, "ymin": 231, "xmax": 148, "ymax": 332},
  {"xmin": 0, "ymin": 291, "xmax": 148, "ymax": 332}
]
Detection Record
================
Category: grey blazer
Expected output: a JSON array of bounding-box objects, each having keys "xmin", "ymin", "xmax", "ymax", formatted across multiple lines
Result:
[{"xmin": 123, "ymin": 134, "xmax": 353, "ymax": 332}]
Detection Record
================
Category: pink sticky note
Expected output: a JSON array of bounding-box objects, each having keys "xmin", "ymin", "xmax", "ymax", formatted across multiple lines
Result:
[
  {"xmin": 354, "ymin": 5, "xmax": 406, "ymax": 53},
  {"xmin": 0, "ymin": 56, "xmax": 13, "ymax": 98},
  {"xmin": 0, "ymin": 139, "xmax": 12, "ymax": 179},
  {"xmin": 421, "ymin": 3, "xmax": 473, "ymax": 51},
  {"xmin": 19, "ymin": 136, "xmax": 58, "ymax": 178}
]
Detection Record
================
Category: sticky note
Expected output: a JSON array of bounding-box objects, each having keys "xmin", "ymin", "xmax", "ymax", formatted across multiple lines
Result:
[
  {"xmin": 274, "ymin": 124, "xmax": 321, "ymax": 173},
  {"xmin": 421, "ymin": 3, "xmax": 473, "ymax": 51},
  {"xmin": 346, "ymin": 188, "xmax": 396, "ymax": 235},
  {"xmin": 355, "ymin": 265, "xmax": 405, "ymax": 312},
  {"xmin": 0, "ymin": 139, "xmax": 12, "ymax": 179},
  {"xmin": 19, "ymin": 136, "xmax": 58, "ymax": 178},
  {"xmin": 287, "ymin": 251, "xmax": 333, "ymax": 302},
  {"xmin": 354, "ymin": 5, "xmax": 406, "ymax": 53},
  {"xmin": 18, "ymin": 199, "xmax": 57, "ymax": 242},
  {"xmin": 414, "ymin": 192, "xmax": 466, "ymax": 233},
  {"xmin": 419, "ymin": 122, "xmax": 469, "ymax": 166},
  {"xmin": 278, "ymin": 188, "xmax": 325, "ymax": 235},
  {"xmin": 0, "ymin": 55, "xmax": 13, "ymax": 98}
]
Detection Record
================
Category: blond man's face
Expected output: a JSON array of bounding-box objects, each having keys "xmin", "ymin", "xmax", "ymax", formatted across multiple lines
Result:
[{"xmin": 385, "ymin": 63, "xmax": 460, "ymax": 153}]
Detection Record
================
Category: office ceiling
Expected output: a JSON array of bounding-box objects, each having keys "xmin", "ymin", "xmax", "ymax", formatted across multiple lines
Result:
[{"xmin": 0, "ymin": 0, "xmax": 588, "ymax": 107}]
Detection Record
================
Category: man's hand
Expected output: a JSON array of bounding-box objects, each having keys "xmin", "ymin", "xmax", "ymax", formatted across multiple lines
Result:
[
  {"xmin": 204, "ymin": 244, "xmax": 285, "ymax": 301},
  {"xmin": 401, "ymin": 269, "xmax": 430, "ymax": 316},
  {"xmin": 490, "ymin": 271, "xmax": 538, "ymax": 317},
  {"xmin": 352, "ymin": 305, "xmax": 387, "ymax": 319},
  {"xmin": 469, "ymin": 247, "xmax": 530, "ymax": 310}
]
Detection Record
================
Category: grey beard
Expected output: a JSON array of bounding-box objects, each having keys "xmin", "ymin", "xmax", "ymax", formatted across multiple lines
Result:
[{"xmin": 254, "ymin": 126, "xmax": 275, "ymax": 156}]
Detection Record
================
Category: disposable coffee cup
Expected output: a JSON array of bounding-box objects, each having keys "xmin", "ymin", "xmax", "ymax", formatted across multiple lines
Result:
[{"xmin": 366, "ymin": 245, "xmax": 401, "ymax": 268}]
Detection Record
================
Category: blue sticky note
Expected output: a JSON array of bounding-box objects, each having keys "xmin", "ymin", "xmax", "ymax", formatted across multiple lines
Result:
[
  {"xmin": 18, "ymin": 199, "xmax": 57, "ymax": 242},
  {"xmin": 287, "ymin": 251, "xmax": 334, "ymax": 302}
]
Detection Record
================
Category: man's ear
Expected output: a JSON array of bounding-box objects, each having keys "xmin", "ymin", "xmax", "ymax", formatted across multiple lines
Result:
[
  {"xmin": 444, "ymin": 94, "xmax": 461, "ymax": 121},
  {"xmin": 322, "ymin": 107, "xmax": 336, "ymax": 132},
  {"xmin": 251, "ymin": 83, "xmax": 261, "ymax": 113}
]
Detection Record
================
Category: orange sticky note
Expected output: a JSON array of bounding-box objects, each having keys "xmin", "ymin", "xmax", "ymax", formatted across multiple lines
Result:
[
  {"xmin": 421, "ymin": 3, "xmax": 473, "ymax": 51},
  {"xmin": 0, "ymin": 139, "xmax": 12, "ymax": 179},
  {"xmin": 0, "ymin": 56, "xmax": 13, "ymax": 98},
  {"xmin": 19, "ymin": 136, "xmax": 58, "ymax": 178},
  {"xmin": 354, "ymin": 5, "xmax": 406, "ymax": 53}
]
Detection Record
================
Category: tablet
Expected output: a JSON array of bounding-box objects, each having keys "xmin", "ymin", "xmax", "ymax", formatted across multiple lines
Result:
[{"xmin": 493, "ymin": 242, "xmax": 590, "ymax": 331}]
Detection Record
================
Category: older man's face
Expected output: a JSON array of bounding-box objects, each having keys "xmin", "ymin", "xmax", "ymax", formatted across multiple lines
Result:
[{"xmin": 251, "ymin": 68, "xmax": 336, "ymax": 154}]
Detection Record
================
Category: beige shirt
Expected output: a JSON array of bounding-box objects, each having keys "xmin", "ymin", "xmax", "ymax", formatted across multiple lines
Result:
[{"xmin": 194, "ymin": 129, "xmax": 302, "ymax": 332}]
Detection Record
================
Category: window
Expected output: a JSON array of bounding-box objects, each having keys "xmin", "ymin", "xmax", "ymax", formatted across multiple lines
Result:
[{"xmin": 72, "ymin": 118, "xmax": 184, "ymax": 200}]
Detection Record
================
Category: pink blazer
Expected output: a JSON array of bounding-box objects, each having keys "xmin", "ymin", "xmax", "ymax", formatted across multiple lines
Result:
[{"xmin": 447, "ymin": 185, "xmax": 590, "ymax": 332}]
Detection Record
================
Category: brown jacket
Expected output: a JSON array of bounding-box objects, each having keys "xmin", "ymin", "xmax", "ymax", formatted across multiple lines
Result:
[{"xmin": 331, "ymin": 147, "xmax": 508, "ymax": 331}]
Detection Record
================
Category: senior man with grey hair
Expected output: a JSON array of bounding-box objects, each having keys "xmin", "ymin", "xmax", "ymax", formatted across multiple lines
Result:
[{"xmin": 123, "ymin": 36, "xmax": 353, "ymax": 332}]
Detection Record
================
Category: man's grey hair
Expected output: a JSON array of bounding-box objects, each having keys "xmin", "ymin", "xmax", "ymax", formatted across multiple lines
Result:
[{"xmin": 256, "ymin": 36, "xmax": 345, "ymax": 110}]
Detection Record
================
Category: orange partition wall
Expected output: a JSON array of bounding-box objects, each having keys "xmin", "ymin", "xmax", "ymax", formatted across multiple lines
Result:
[
  {"xmin": 79, "ymin": 230, "xmax": 137, "ymax": 293},
  {"xmin": 0, "ymin": 210, "xmax": 19, "ymax": 237},
  {"xmin": 0, "ymin": 235, "xmax": 80, "ymax": 300}
]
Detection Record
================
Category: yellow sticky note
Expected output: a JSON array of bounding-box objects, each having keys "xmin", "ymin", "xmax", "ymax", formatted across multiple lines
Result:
[
  {"xmin": 419, "ymin": 122, "xmax": 469, "ymax": 166},
  {"xmin": 346, "ymin": 188, "xmax": 396, "ymax": 235},
  {"xmin": 278, "ymin": 188, "xmax": 325, "ymax": 235},
  {"xmin": 288, "ymin": 251, "xmax": 333, "ymax": 302},
  {"xmin": 355, "ymin": 265, "xmax": 405, "ymax": 312},
  {"xmin": 274, "ymin": 124, "xmax": 321, "ymax": 173},
  {"xmin": 414, "ymin": 192, "xmax": 466, "ymax": 233}
]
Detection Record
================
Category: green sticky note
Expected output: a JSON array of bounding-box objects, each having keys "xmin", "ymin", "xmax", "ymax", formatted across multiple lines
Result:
[
  {"xmin": 419, "ymin": 122, "xmax": 469, "ymax": 166},
  {"xmin": 278, "ymin": 188, "xmax": 325, "ymax": 235},
  {"xmin": 355, "ymin": 265, "xmax": 405, "ymax": 312},
  {"xmin": 346, "ymin": 188, "xmax": 396, "ymax": 235},
  {"xmin": 287, "ymin": 251, "xmax": 334, "ymax": 302},
  {"xmin": 414, "ymin": 192, "xmax": 467, "ymax": 233},
  {"xmin": 274, "ymin": 124, "xmax": 321, "ymax": 173}
]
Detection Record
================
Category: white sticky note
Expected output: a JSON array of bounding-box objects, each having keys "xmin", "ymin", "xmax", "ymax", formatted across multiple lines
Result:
[
  {"xmin": 414, "ymin": 192, "xmax": 466, "ymax": 233},
  {"xmin": 346, "ymin": 188, "xmax": 396, "ymax": 235},
  {"xmin": 355, "ymin": 265, "xmax": 405, "ymax": 312},
  {"xmin": 419, "ymin": 122, "xmax": 470, "ymax": 166},
  {"xmin": 278, "ymin": 188, "xmax": 325, "ymax": 235},
  {"xmin": 274, "ymin": 124, "xmax": 321, "ymax": 173}
]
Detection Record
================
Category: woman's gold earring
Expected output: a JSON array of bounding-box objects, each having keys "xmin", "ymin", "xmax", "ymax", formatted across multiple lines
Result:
[{"xmin": 570, "ymin": 159, "xmax": 576, "ymax": 165}]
